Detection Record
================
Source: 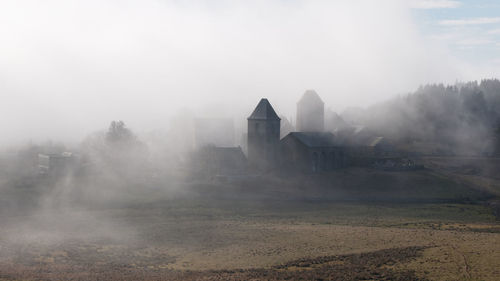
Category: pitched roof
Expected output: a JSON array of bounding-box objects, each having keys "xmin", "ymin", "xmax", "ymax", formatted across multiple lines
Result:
[
  {"xmin": 333, "ymin": 128, "xmax": 388, "ymax": 147},
  {"xmin": 298, "ymin": 90, "xmax": 324, "ymax": 105},
  {"xmin": 248, "ymin": 98, "xmax": 281, "ymax": 120},
  {"xmin": 284, "ymin": 132, "xmax": 339, "ymax": 147}
]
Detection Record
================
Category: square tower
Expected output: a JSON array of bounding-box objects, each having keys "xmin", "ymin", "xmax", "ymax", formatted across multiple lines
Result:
[
  {"xmin": 247, "ymin": 98, "xmax": 281, "ymax": 170},
  {"xmin": 297, "ymin": 90, "xmax": 324, "ymax": 132}
]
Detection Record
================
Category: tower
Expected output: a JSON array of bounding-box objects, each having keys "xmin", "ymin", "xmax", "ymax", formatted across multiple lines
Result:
[
  {"xmin": 247, "ymin": 98, "xmax": 281, "ymax": 170},
  {"xmin": 297, "ymin": 90, "xmax": 324, "ymax": 132}
]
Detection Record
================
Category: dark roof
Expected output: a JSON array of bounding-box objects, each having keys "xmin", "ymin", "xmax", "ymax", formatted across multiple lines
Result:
[
  {"xmin": 248, "ymin": 99, "xmax": 281, "ymax": 120},
  {"xmin": 333, "ymin": 128, "xmax": 390, "ymax": 147},
  {"xmin": 366, "ymin": 136, "xmax": 385, "ymax": 147},
  {"xmin": 298, "ymin": 90, "xmax": 324, "ymax": 105},
  {"xmin": 325, "ymin": 110, "xmax": 350, "ymax": 131},
  {"xmin": 284, "ymin": 132, "xmax": 339, "ymax": 147},
  {"xmin": 357, "ymin": 136, "xmax": 391, "ymax": 147}
]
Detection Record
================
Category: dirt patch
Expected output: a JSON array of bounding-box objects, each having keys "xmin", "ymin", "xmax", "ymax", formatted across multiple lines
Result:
[
  {"xmin": 0, "ymin": 247, "xmax": 427, "ymax": 281},
  {"xmin": 1, "ymin": 202, "xmax": 500, "ymax": 280}
]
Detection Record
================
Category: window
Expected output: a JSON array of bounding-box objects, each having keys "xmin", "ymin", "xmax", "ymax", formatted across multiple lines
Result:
[
  {"xmin": 320, "ymin": 152, "xmax": 327, "ymax": 171},
  {"xmin": 312, "ymin": 152, "xmax": 319, "ymax": 173},
  {"xmin": 329, "ymin": 152, "xmax": 335, "ymax": 169}
]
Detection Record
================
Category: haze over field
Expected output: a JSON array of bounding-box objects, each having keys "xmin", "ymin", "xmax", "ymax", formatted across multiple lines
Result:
[
  {"xmin": 1, "ymin": 0, "xmax": 500, "ymax": 145},
  {"xmin": 2, "ymin": 2, "xmax": 500, "ymax": 280}
]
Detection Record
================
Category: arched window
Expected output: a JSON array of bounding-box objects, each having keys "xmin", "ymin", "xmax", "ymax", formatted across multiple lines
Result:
[
  {"xmin": 329, "ymin": 152, "xmax": 335, "ymax": 170},
  {"xmin": 320, "ymin": 152, "xmax": 327, "ymax": 171},
  {"xmin": 312, "ymin": 152, "xmax": 319, "ymax": 173}
]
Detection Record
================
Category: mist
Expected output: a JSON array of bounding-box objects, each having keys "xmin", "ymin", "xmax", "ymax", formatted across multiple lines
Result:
[
  {"xmin": 2, "ymin": 1, "xmax": 500, "ymax": 280},
  {"xmin": 0, "ymin": 0, "xmax": 475, "ymax": 145}
]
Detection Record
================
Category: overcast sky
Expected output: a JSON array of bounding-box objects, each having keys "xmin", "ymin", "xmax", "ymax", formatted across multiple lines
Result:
[{"xmin": 1, "ymin": 0, "xmax": 499, "ymax": 145}]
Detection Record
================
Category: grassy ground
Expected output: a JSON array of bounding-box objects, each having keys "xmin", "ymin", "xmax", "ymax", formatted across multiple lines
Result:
[
  {"xmin": 422, "ymin": 156, "xmax": 500, "ymax": 196},
  {"xmin": 184, "ymin": 167, "xmax": 494, "ymax": 204},
  {"xmin": 0, "ymin": 199, "xmax": 499, "ymax": 280},
  {"xmin": 1, "ymin": 163, "xmax": 500, "ymax": 280}
]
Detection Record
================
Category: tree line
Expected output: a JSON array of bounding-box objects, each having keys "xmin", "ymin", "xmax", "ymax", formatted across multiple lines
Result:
[{"xmin": 343, "ymin": 79, "xmax": 500, "ymax": 155}]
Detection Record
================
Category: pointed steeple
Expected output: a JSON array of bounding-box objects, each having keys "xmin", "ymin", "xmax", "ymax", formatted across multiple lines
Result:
[{"xmin": 248, "ymin": 98, "xmax": 281, "ymax": 120}]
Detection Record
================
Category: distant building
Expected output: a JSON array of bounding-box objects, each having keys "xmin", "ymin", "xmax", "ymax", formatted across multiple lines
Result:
[
  {"xmin": 297, "ymin": 90, "xmax": 324, "ymax": 132},
  {"xmin": 335, "ymin": 127, "xmax": 397, "ymax": 165},
  {"xmin": 363, "ymin": 137, "xmax": 395, "ymax": 158},
  {"xmin": 347, "ymin": 136, "xmax": 395, "ymax": 162},
  {"xmin": 325, "ymin": 109, "xmax": 350, "ymax": 132},
  {"xmin": 38, "ymin": 152, "xmax": 76, "ymax": 176},
  {"xmin": 18, "ymin": 143, "xmax": 67, "ymax": 175},
  {"xmin": 279, "ymin": 115, "xmax": 295, "ymax": 139},
  {"xmin": 244, "ymin": 96, "xmax": 401, "ymax": 174},
  {"xmin": 194, "ymin": 118, "xmax": 235, "ymax": 148},
  {"xmin": 196, "ymin": 146, "xmax": 247, "ymax": 176},
  {"xmin": 280, "ymin": 132, "xmax": 348, "ymax": 173},
  {"xmin": 247, "ymin": 98, "xmax": 281, "ymax": 170}
]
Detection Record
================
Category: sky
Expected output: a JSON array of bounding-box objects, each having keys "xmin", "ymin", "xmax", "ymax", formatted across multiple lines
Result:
[
  {"xmin": 0, "ymin": 0, "xmax": 500, "ymax": 145},
  {"xmin": 410, "ymin": 0, "xmax": 500, "ymax": 75}
]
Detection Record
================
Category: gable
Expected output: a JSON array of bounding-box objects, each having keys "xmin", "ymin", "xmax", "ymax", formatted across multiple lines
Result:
[{"xmin": 248, "ymin": 99, "xmax": 281, "ymax": 120}]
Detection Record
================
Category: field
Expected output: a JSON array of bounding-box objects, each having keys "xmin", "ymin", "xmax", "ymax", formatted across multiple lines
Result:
[
  {"xmin": 422, "ymin": 156, "xmax": 500, "ymax": 197},
  {"xmin": 1, "ymin": 165, "xmax": 500, "ymax": 280},
  {"xmin": 0, "ymin": 198, "xmax": 499, "ymax": 280}
]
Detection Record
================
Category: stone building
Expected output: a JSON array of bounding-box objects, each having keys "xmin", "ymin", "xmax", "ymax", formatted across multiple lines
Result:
[
  {"xmin": 247, "ymin": 98, "xmax": 281, "ymax": 170},
  {"xmin": 296, "ymin": 90, "xmax": 324, "ymax": 132},
  {"xmin": 280, "ymin": 132, "xmax": 348, "ymax": 173},
  {"xmin": 244, "ymin": 95, "xmax": 398, "ymax": 174}
]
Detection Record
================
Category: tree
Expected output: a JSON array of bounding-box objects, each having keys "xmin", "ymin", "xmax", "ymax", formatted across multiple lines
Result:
[{"xmin": 106, "ymin": 120, "xmax": 135, "ymax": 143}]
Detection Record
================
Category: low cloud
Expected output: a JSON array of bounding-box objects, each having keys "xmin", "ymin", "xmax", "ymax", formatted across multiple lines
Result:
[
  {"xmin": 409, "ymin": 0, "xmax": 461, "ymax": 9},
  {"xmin": 456, "ymin": 38, "xmax": 493, "ymax": 46},
  {"xmin": 0, "ymin": 0, "xmax": 487, "ymax": 145},
  {"xmin": 439, "ymin": 17, "xmax": 500, "ymax": 26},
  {"xmin": 487, "ymin": 29, "xmax": 500, "ymax": 35}
]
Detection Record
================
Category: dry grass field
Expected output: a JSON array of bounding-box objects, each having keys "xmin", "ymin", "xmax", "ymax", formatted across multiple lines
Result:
[
  {"xmin": 0, "ymin": 199, "xmax": 499, "ymax": 280},
  {"xmin": 1, "ymin": 163, "xmax": 499, "ymax": 280},
  {"xmin": 422, "ymin": 156, "xmax": 500, "ymax": 197}
]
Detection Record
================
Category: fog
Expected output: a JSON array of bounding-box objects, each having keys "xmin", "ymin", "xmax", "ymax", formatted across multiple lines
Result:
[
  {"xmin": 0, "ymin": 0, "xmax": 473, "ymax": 145},
  {"xmin": 2, "ymin": 2, "xmax": 500, "ymax": 278}
]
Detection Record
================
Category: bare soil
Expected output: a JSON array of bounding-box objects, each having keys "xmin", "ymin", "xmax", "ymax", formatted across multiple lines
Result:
[{"xmin": 0, "ymin": 202, "xmax": 500, "ymax": 280}]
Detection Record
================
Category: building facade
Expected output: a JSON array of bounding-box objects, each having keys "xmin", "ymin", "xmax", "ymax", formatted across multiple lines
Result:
[{"xmin": 280, "ymin": 132, "xmax": 348, "ymax": 173}]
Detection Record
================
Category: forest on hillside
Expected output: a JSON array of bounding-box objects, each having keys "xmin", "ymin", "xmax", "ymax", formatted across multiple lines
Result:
[{"xmin": 341, "ymin": 79, "xmax": 500, "ymax": 156}]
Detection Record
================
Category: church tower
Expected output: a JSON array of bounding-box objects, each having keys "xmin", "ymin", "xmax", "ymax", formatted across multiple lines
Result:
[
  {"xmin": 297, "ymin": 90, "xmax": 324, "ymax": 132},
  {"xmin": 247, "ymin": 98, "xmax": 281, "ymax": 170}
]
